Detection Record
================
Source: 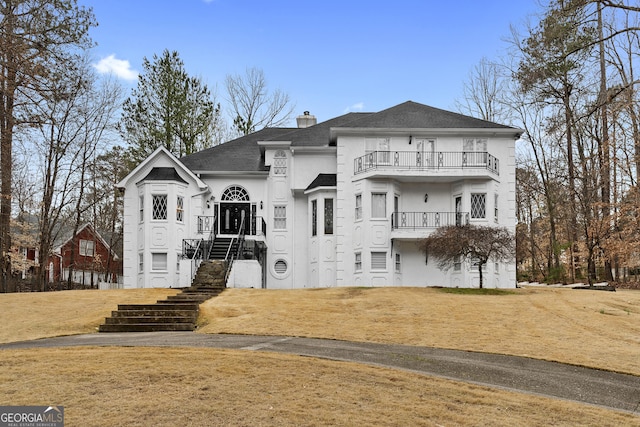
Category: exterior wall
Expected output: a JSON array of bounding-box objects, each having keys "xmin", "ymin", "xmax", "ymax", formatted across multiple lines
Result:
[
  {"xmin": 121, "ymin": 152, "xmax": 206, "ymax": 289},
  {"xmin": 336, "ymin": 131, "xmax": 517, "ymax": 288}
]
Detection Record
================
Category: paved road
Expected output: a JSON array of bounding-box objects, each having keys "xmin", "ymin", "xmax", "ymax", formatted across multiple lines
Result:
[{"xmin": 1, "ymin": 333, "xmax": 639, "ymax": 415}]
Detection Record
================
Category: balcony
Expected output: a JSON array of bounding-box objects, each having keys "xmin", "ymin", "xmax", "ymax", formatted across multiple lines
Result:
[
  {"xmin": 353, "ymin": 151, "xmax": 499, "ymax": 178},
  {"xmin": 391, "ymin": 211, "xmax": 470, "ymax": 239}
]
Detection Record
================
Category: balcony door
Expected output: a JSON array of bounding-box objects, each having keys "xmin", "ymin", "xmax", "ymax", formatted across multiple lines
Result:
[{"xmin": 416, "ymin": 138, "xmax": 435, "ymax": 167}]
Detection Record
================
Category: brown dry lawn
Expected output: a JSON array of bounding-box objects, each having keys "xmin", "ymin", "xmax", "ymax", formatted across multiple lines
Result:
[
  {"xmin": 198, "ymin": 286, "xmax": 640, "ymax": 376},
  {"xmin": 0, "ymin": 286, "xmax": 639, "ymax": 426}
]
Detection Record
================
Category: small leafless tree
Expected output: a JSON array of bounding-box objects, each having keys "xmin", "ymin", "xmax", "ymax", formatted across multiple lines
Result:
[{"xmin": 418, "ymin": 225, "xmax": 515, "ymax": 288}]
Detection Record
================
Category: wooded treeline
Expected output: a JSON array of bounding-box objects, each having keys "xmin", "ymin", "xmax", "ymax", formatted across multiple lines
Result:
[
  {"xmin": 458, "ymin": 0, "xmax": 640, "ymax": 284},
  {"xmin": 0, "ymin": 1, "xmax": 294, "ymax": 292}
]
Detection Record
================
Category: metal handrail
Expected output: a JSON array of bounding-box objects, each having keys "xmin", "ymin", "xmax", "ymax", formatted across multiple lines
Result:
[
  {"xmin": 224, "ymin": 215, "xmax": 246, "ymax": 283},
  {"xmin": 391, "ymin": 211, "xmax": 470, "ymax": 229},
  {"xmin": 354, "ymin": 151, "xmax": 499, "ymax": 175}
]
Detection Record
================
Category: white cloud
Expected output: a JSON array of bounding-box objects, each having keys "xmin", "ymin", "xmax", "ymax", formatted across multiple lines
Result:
[
  {"xmin": 93, "ymin": 55, "xmax": 138, "ymax": 81},
  {"xmin": 343, "ymin": 102, "xmax": 364, "ymax": 114}
]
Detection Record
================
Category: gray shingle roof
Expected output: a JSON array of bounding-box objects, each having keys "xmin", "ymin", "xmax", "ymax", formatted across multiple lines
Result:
[
  {"xmin": 180, "ymin": 128, "xmax": 294, "ymax": 173},
  {"xmin": 178, "ymin": 101, "xmax": 517, "ymax": 174},
  {"xmin": 305, "ymin": 173, "xmax": 337, "ymax": 191},
  {"xmin": 138, "ymin": 167, "xmax": 187, "ymax": 184},
  {"xmin": 338, "ymin": 101, "xmax": 516, "ymax": 129}
]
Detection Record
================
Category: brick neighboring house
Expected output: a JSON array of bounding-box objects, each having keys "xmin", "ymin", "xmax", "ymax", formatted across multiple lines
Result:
[{"xmin": 51, "ymin": 223, "xmax": 122, "ymax": 287}]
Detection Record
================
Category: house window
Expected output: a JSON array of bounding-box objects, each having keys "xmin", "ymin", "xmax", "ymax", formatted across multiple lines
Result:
[
  {"xmin": 365, "ymin": 137, "xmax": 391, "ymax": 165},
  {"xmin": 395, "ymin": 253, "xmax": 401, "ymax": 273},
  {"xmin": 138, "ymin": 253, "xmax": 144, "ymax": 273},
  {"xmin": 355, "ymin": 252, "xmax": 362, "ymax": 272},
  {"xmin": 221, "ymin": 185, "xmax": 250, "ymax": 201},
  {"xmin": 274, "ymin": 150, "xmax": 287, "ymax": 175},
  {"xmin": 176, "ymin": 196, "xmax": 184, "ymax": 222},
  {"xmin": 470, "ymin": 193, "xmax": 486, "ymax": 219},
  {"xmin": 371, "ymin": 193, "xmax": 386, "ymax": 219},
  {"xmin": 274, "ymin": 205, "xmax": 286, "ymax": 230},
  {"xmin": 463, "ymin": 138, "xmax": 488, "ymax": 165},
  {"xmin": 494, "ymin": 193, "xmax": 499, "ymax": 223},
  {"xmin": 79, "ymin": 239, "xmax": 94, "ymax": 257},
  {"xmin": 311, "ymin": 200, "xmax": 317, "ymax": 236},
  {"xmin": 152, "ymin": 194, "xmax": 168, "ymax": 220},
  {"xmin": 324, "ymin": 198, "xmax": 333, "ymax": 235},
  {"xmin": 371, "ymin": 252, "xmax": 387, "ymax": 270},
  {"xmin": 471, "ymin": 257, "xmax": 487, "ymax": 271},
  {"xmin": 454, "ymin": 256, "xmax": 462, "ymax": 272},
  {"xmin": 151, "ymin": 253, "xmax": 168, "ymax": 271},
  {"xmin": 139, "ymin": 195, "xmax": 144, "ymax": 222},
  {"xmin": 355, "ymin": 194, "xmax": 362, "ymax": 220}
]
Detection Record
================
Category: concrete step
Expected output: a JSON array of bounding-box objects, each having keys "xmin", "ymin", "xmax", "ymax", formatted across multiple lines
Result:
[
  {"xmin": 98, "ymin": 323, "xmax": 195, "ymax": 333},
  {"xmin": 110, "ymin": 309, "xmax": 197, "ymax": 318},
  {"xmin": 117, "ymin": 303, "xmax": 199, "ymax": 311},
  {"xmin": 103, "ymin": 316, "xmax": 196, "ymax": 324}
]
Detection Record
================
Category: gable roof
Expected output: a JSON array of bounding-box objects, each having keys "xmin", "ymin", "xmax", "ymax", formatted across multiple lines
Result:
[
  {"xmin": 116, "ymin": 146, "xmax": 207, "ymax": 190},
  {"xmin": 53, "ymin": 223, "xmax": 119, "ymax": 259}
]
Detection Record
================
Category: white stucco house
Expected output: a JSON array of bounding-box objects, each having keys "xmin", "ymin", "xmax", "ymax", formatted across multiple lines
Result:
[{"xmin": 117, "ymin": 101, "xmax": 521, "ymax": 289}]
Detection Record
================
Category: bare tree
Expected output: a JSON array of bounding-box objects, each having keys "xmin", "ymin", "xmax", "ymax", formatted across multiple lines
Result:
[
  {"xmin": 418, "ymin": 225, "xmax": 515, "ymax": 289},
  {"xmin": 455, "ymin": 57, "xmax": 513, "ymax": 124},
  {"xmin": 225, "ymin": 67, "xmax": 295, "ymax": 135},
  {"xmin": 0, "ymin": 0, "xmax": 95, "ymax": 291}
]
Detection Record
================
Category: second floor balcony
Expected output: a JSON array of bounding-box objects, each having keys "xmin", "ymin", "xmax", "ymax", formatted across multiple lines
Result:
[{"xmin": 354, "ymin": 151, "xmax": 499, "ymax": 177}]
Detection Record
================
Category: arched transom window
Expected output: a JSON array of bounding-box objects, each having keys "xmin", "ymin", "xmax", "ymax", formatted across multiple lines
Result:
[
  {"xmin": 221, "ymin": 185, "xmax": 250, "ymax": 201},
  {"xmin": 274, "ymin": 150, "xmax": 287, "ymax": 175}
]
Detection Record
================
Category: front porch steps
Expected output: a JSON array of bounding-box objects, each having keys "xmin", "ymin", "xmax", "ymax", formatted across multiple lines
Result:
[{"xmin": 98, "ymin": 261, "xmax": 227, "ymax": 333}]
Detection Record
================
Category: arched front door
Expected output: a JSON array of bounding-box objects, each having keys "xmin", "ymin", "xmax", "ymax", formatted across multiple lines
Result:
[{"xmin": 218, "ymin": 185, "xmax": 251, "ymax": 235}]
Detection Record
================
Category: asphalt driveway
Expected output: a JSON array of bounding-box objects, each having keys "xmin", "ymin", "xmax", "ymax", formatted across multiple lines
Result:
[{"xmin": 1, "ymin": 332, "xmax": 639, "ymax": 415}]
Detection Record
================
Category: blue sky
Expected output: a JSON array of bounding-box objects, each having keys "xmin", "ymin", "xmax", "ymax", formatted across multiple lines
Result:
[{"xmin": 81, "ymin": 0, "xmax": 540, "ymax": 125}]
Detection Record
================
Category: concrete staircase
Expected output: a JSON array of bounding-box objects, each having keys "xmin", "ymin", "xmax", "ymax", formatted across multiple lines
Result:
[{"xmin": 98, "ymin": 260, "xmax": 228, "ymax": 332}]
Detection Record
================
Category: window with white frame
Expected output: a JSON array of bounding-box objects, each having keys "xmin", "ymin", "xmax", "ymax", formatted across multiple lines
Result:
[
  {"xmin": 494, "ymin": 193, "xmax": 499, "ymax": 223},
  {"xmin": 355, "ymin": 194, "xmax": 362, "ymax": 220},
  {"xmin": 152, "ymin": 194, "xmax": 168, "ymax": 220},
  {"xmin": 454, "ymin": 256, "xmax": 462, "ymax": 272},
  {"xmin": 395, "ymin": 253, "xmax": 401, "ymax": 273},
  {"xmin": 471, "ymin": 257, "xmax": 487, "ymax": 271},
  {"xmin": 371, "ymin": 193, "xmax": 386, "ymax": 219},
  {"xmin": 311, "ymin": 200, "xmax": 317, "ymax": 236},
  {"xmin": 470, "ymin": 193, "xmax": 486, "ymax": 219},
  {"xmin": 79, "ymin": 239, "xmax": 94, "ymax": 257},
  {"xmin": 139, "ymin": 195, "xmax": 144, "ymax": 222},
  {"xmin": 324, "ymin": 198, "xmax": 333, "ymax": 235},
  {"xmin": 463, "ymin": 138, "xmax": 488, "ymax": 165},
  {"xmin": 151, "ymin": 253, "xmax": 168, "ymax": 271},
  {"xmin": 274, "ymin": 205, "xmax": 286, "ymax": 230},
  {"xmin": 371, "ymin": 251, "xmax": 387, "ymax": 270},
  {"xmin": 365, "ymin": 137, "xmax": 391, "ymax": 165},
  {"xmin": 355, "ymin": 252, "xmax": 362, "ymax": 272},
  {"xmin": 176, "ymin": 196, "xmax": 184, "ymax": 222},
  {"xmin": 274, "ymin": 150, "xmax": 287, "ymax": 175}
]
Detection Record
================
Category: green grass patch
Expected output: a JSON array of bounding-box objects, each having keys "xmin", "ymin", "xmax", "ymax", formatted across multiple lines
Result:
[{"xmin": 437, "ymin": 288, "xmax": 517, "ymax": 295}]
